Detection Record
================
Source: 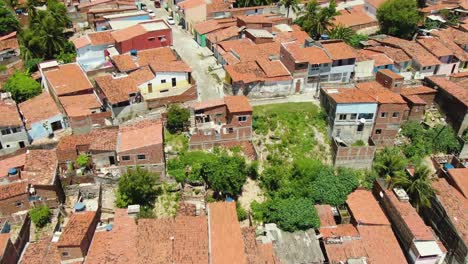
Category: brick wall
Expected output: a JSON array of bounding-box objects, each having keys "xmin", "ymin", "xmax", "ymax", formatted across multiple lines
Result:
[
  {"xmin": 434, "ymin": 88, "xmax": 468, "ymax": 135},
  {"xmin": 376, "ymin": 70, "xmax": 404, "ymax": 93},
  {"xmin": 372, "ymin": 103, "xmax": 408, "ymax": 146},
  {"xmin": 118, "ymin": 144, "xmax": 164, "ymax": 167},
  {"xmin": 279, "ymin": 45, "xmax": 298, "ymax": 75},
  {"xmin": 146, "ymin": 85, "xmax": 197, "ymax": 110},
  {"xmin": 0, "ymin": 238, "xmax": 19, "ymax": 264},
  {"xmin": 332, "ymin": 138, "xmax": 376, "ymax": 169},
  {"xmin": 0, "ymin": 194, "xmax": 30, "ymax": 216}
]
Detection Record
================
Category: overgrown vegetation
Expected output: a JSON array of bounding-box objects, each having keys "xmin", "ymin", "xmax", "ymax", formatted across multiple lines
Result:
[
  {"xmin": 168, "ymin": 150, "xmax": 247, "ymax": 198},
  {"xmin": 0, "ymin": 1, "xmax": 19, "ymax": 35},
  {"xmin": 328, "ymin": 25, "xmax": 368, "ymax": 48},
  {"xmin": 3, "ymin": 72, "xmax": 41, "ymax": 102},
  {"xmin": 295, "ymin": 0, "xmax": 339, "ymax": 38},
  {"xmin": 30, "ymin": 205, "xmax": 51, "ymax": 228},
  {"xmin": 165, "ymin": 130, "xmax": 189, "ymax": 153},
  {"xmin": 75, "ymin": 154, "xmax": 90, "ymax": 168},
  {"xmin": 116, "ymin": 167, "xmax": 161, "ymax": 208},
  {"xmin": 166, "ymin": 104, "xmax": 190, "ymax": 134},
  {"xmin": 377, "ymin": 0, "xmax": 421, "ymax": 39}
]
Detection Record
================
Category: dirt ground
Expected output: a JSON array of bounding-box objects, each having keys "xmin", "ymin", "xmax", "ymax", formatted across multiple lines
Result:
[{"xmin": 238, "ymin": 178, "xmax": 264, "ymax": 213}]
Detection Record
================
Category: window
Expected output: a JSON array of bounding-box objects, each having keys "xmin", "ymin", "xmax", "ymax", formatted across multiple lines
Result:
[
  {"xmin": 228, "ymin": 128, "xmax": 234, "ymax": 134},
  {"xmin": 323, "ymin": 63, "xmax": 329, "ymax": 67},
  {"xmin": 11, "ymin": 127, "xmax": 18, "ymax": 133},
  {"xmin": 171, "ymin": 78, "xmax": 176, "ymax": 87},
  {"xmin": 1, "ymin": 129, "xmax": 11, "ymax": 135},
  {"xmin": 15, "ymin": 201, "xmax": 23, "ymax": 207},
  {"xmin": 147, "ymin": 37, "xmax": 156, "ymax": 41},
  {"xmin": 392, "ymin": 112, "xmax": 399, "ymax": 118},
  {"xmin": 320, "ymin": 75, "xmax": 329, "ymax": 82},
  {"xmin": 375, "ymin": 129, "xmax": 382, "ymax": 134},
  {"xmin": 358, "ymin": 113, "xmax": 374, "ymax": 120},
  {"xmin": 121, "ymin": 155, "xmax": 130, "ymax": 161},
  {"xmin": 307, "ymin": 76, "xmax": 319, "ymax": 83},
  {"xmin": 380, "ymin": 112, "xmax": 387, "ymax": 118},
  {"xmin": 204, "ymin": 130, "xmax": 212, "ymax": 136},
  {"xmin": 160, "ymin": 89, "xmax": 169, "ymax": 93},
  {"xmin": 238, "ymin": 116, "xmax": 247, "ymax": 122},
  {"xmin": 161, "ymin": 79, "xmax": 166, "ymax": 84},
  {"xmin": 357, "ymin": 123, "xmax": 364, "ymax": 132},
  {"xmin": 137, "ymin": 154, "xmax": 146, "ymax": 160},
  {"xmin": 61, "ymin": 252, "xmax": 69, "ymax": 257},
  {"xmin": 339, "ymin": 114, "xmax": 347, "ymax": 120},
  {"xmin": 330, "ymin": 73, "xmax": 342, "ymax": 81},
  {"xmin": 51, "ymin": 121, "xmax": 63, "ymax": 131},
  {"xmin": 350, "ymin": 114, "xmax": 357, "ymax": 120}
]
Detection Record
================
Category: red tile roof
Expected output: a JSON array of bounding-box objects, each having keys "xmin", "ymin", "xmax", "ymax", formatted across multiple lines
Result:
[
  {"xmin": 356, "ymin": 81, "xmax": 407, "ymax": 104},
  {"xmin": 432, "ymin": 178, "xmax": 468, "ymax": 244},
  {"xmin": 416, "ymin": 37, "xmax": 454, "ymax": 58},
  {"xmin": 88, "ymin": 31, "xmax": 115, "ymax": 46},
  {"xmin": 332, "ymin": 5, "xmax": 376, "ymax": 28},
  {"xmin": 149, "ymin": 60, "xmax": 192, "ymax": 73},
  {"xmin": 57, "ymin": 211, "xmax": 96, "ymax": 247},
  {"xmin": 0, "ymin": 152, "xmax": 26, "ymax": 177},
  {"xmin": 19, "ymin": 93, "xmax": 62, "ymax": 129},
  {"xmin": 127, "ymin": 66, "xmax": 155, "ymax": 85},
  {"xmin": 192, "ymin": 98, "xmax": 225, "ymax": 111},
  {"xmin": 321, "ymin": 41, "xmax": 357, "ymax": 60},
  {"xmin": 322, "ymin": 88, "xmax": 377, "ymax": 104},
  {"xmin": 357, "ymin": 225, "xmax": 408, "ymax": 264},
  {"xmin": 324, "ymin": 239, "xmax": 368, "ymax": 263},
  {"xmin": 447, "ymin": 168, "xmax": 468, "ymax": 198},
  {"xmin": 224, "ymin": 95, "xmax": 253, "ymax": 113},
  {"xmin": 357, "ymin": 49, "xmax": 393, "ymax": 66},
  {"xmin": 23, "ymin": 149, "xmax": 57, "ymax": 186},
  {"xmin": 0, "ymin": 31, "xmax": 19, "ymax": 51},
  {"xmin": 208, "ymin": 202, "xmax": 248, "ymax": 264},
  {"xmin": 193, "ymin": 18, "xmax": 237, "ymax": 35},
  {"xmin": 56, "ymin": 127, "xmax": 118, "ymax": 159},
  {"xmin": 0, "ymin": 101, "xmax": 22, "ymax": 127},
  {"xmin": 206, "ymin": 26, "xmax": 240, "ymax": 44},
  {"xmin": 385, "ymin": 190, "xmax": 435, "ymax": 241},
  {"xmin": 95, "ymin": 75, "xmax": 139, "ymax": 104},
  {"xmin": 315, "ymin": 204, "xmax": 336, "ymax": 227},
  {"xmin": 320, "ymin": 224, "xmax": 360, "ymax": 239},
  {"xmin": 432, "ymin": 28, "xmax": 468, "ymax": 61},
  {"xmin": 177, "ymin": 0, "xmax": 204, "ymax": 9},
  {"xmin": 112, "ymin": 47, "xmax": 177, "ymax": 72},
  {"xmin": 283, "ymin": 42, "xmax": 332, "ymax": 65},
  {"xmin": 19, "ymin": 237, "xmax": 61, "ymax": 264},
  {"xmin": 59, "ymin": 94, "xmax": 102, "ymax": 118},
  {"xmin": 241, "ymin": 227, "xmax": 280, "ymax": 264},
  {"xmin": 400, "ymin": 86, "xmax": 436, "ymax": 96},
  {"xmin": 403, "ymin": 94, "xmax": 427, "ymax": 105},
  {"xmin": 72, "ymin": 36, "xmax": 90, "ymax": 49},
  {"xmin": 346, "ymin": 189, "xmax": 390, "ymax": 226},
  {"xmin": 427, "ymin": 76, "xmax": 468, "ymax": 107},
  {"xmin": 44, "ymin": 63, "xmax": 93, "ymax": 96},
  {"xmin": 86, "ymin": 209, "xmax": 138, "ymax": 264},
  {"xmin": 366, "ymin": 46, "xmax": 411, "ymax": 64},
  {"xmin": 256, "ymin": 58, "xmax": 290, "ymax": 78},
  {"xmin": 0, "ymin": 181, "xmax": 28, "ymax": 200},
  {"xmin": 111, "ymin": 24, "xmax": 147, "ymax": 43},
  {"xmin": 0, "ymin": 234, "xmax": 10, "ymax": 257},
  {"xmin": 117, "ymin": 120, "xmax": 163, "ymax": 152}
]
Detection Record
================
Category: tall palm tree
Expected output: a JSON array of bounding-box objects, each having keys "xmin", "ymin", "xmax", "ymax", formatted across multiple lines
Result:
[
  {"xmin": 328, "ymin": 24, "xmax": 355, "ymax": 42},
  {"xmin": 280, "ymin": 0, "xmax": 299, "ymax": 18},
  {"xmin": 295, "ymin": 0, "xmax": 339, "ymax": 38},
  {"xmin": 373, "ymin": 148, "xmax": 407, "ymax": 182},
  {"xmin": 37, "ymin": 14, "xmax": 66, "ymax": 58},
  {"xmin": 390, "ymin": 165, "xmax": 435, "ymax": 211},
  {"xmin": 26, "ymin": 0, "xmax": 38, "ymax": 19}
]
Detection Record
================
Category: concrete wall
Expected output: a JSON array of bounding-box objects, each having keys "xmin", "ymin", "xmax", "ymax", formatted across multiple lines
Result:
[
  {"xmin": 436, "ymin": 62, "xmax": 459, "ymax": 76},
  {"xmin": 355, "ymin": 60, "xmax": 375, "ymax": 79},
  {"xmin": 331, "ymin": 103, "xmax": 378, "ymax": 143},
  {"xmin": 92, "ymin": 151, "xmax": 116, "ymax": 168},
  {"xmin": 0, "ymin": 127, "xmax": 29, "ymax": 157},
  {"xmin": 332, "ymin": 138, "xmax": 376, "ymax": 169},
  {"xmin": 458, "ymin": 138, "xmax": 468, "ymax": 159},
  {"xmin": 139, "ymin": 72, "xmax": 189, "ymax": 91},
  {"xmin": 111, "ymin": 102, "xmax": 148, "ymax": 124},
  {"xmin": 0, "ymin": 194, "xmax": 30, "ymax": 216},
  {"xmin": 27, "ymin": 114, "xmax": 66, "ymax": 141},
  {"xmin": 328, "ymin": 64, "xmax": 355, "ymax": 83},
  {"xmin": 233, "ymin": 80, "xmax": 293, "ymax": 98},
  {"xmin": 183, "ymin": 4, "xmax": 207, "ymax": 33}
]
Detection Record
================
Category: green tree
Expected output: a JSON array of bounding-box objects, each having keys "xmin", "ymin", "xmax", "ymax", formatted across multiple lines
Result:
[
  {"xmin": 30, "ymin": 205, "xmax": 51, "ymax": 228},
  {"xmin": 373, "ymin": 147, "xmax": 407, "ymax": 182},
  {"xmin": 329, "ymin": 24, "xmax": 355, "ymax": 43},
  {"xmin": 348, "ymin": 33, "xmax": 368, "ymax": 48},
  {"xmin": 3, "ymin": 72, "xmax": 42, "ymax": 102},
  {"xmin": 116, "ymin": 167, "xmax": 161, "ymax": 208},
  {"xmin": 0, "ymin": 1, "xmax": 19, "ymax": 35},
  {"xmin": 310, "ymin": 168, "xmax": 360, "ymax": 206},
  {"xmin": 203, "ymin": 154, "xmax": 247, "ymax": 198},
  {"xmin": 75, "ymin": 154, "xmax": 89, "ymax": 168},
  {"xmin": 295, "ymin": 0, "xmax": 339, "ymax": 38},
  {"xmin": 390, "ymin": 165, "xmax": 435, "ymax": 211},
  {"xmin": 254, "ymin": 198, "xmax": 320, "ymax": 232},
  {"xmin": 377, "ymin": 0, "xmax": 421, "ymax": 39},
  {"xmin": 235, "ymin": 0, "xmax": 270, "ymax": 7},
  {"xmin": 166, "ymin": 104, "xmax": 190, "ymax": 134},
  {"xmin": 281, "ymin": 0, "xmax": 299, "ymax": 18},
  {"xmin": 137, "ymin": 206, "xmax": 156, "ymax": 219},
  {"xmin": 236, "ymin": 201, "xmax": 247, "ymax": 221}
]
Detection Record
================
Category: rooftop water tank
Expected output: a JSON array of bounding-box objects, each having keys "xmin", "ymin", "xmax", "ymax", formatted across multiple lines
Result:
[
  {"xmin": 130, "ymin": 49, "xmax": 138, "ymax": 56},
  {"xmin": 74, "ymin": 202, "xmax": 86, "ymax": 212}
]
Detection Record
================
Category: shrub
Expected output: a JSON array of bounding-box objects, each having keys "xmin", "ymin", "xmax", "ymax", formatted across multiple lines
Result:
[
  {"xmin": 75, "ymin": 154, "xmax": 89, "ymax": 168},
  {"xmin": 166, "ymin": 104, "xmax": 190, "ymax": 134},
  {"xmin": 236, "ymin": 202, "xmax": 247, "ymax": 221},
  {"xmin": 30, "ymin": 206, "xmax": 51, "ymax": 228},
  {"xmin": 3, "ymin": 72, "xmax": 41, "ymax": 102},
  {"xmin": 116, "ymin": 167, "xmax": 161, "ymax": 208},
  {"xmin": 246, "ymin": 161, "xmax": 259, "ymax": 179}
]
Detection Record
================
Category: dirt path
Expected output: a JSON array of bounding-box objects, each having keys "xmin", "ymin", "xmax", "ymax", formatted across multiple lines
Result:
[{"xmin": 238, "ymin": 178, "xmax": 264, "ymax": 212}]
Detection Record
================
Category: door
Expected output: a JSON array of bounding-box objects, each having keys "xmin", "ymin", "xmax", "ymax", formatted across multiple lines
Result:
[
  {"xmin": 451, "ymin": 64, "xmax": 456, "ymax": 74},
  {"xmin": 18, "ymin": 141, "xmax": 25, "ymax": 148},
  {"xmin": 295, "ymin": 79, "xmax": 301, "ymax": 93},
  {"xmin": 172, "ymin": 77, "xmax": 176, "ymax": 87},
  {"xmin": 109, "ymin": 156, "xmax": 115, "ymax": 165}
]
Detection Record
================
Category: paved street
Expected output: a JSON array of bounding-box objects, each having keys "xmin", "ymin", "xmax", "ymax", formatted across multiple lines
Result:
[{"xmin": 148, "ymin": 6, "xmax": 224, "ymax": 101}]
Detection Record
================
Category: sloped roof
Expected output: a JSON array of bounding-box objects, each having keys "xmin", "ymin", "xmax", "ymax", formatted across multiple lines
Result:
[
  {"xmin": 117, "ymin": 120, "xmax": 163, "ymax": 152},
  {"xmin": 57, "ymin": 211, "xmax": 97, "ymax": 247},
  {"xmin": 0, "ymin": 101, "xmax": 22, "ymax": 127},
  {"xmin": 43, "ymin": 63, "xmax": 93, "ymax": 96},
  {"xmin": 0, "ymin": 181, "xmax": 28, "ymax": 200},
  {"xmin": 346, "ymin": 189, "xmax": 390, "ymax": 226},
  {"xmin": 19, "ymin": 93, "xmax": 61, "ymax": 129},
  {"xmin": 224, "ymin": 95, "xmax": 252, "ymax": 113},
  {"xmin": 23, "ymin": 149, "xmax": 58, "ymax": 186},
  {"xmin": 356, "ymin": 81, "xmax": 407, "ymax": 104},
  {"xmin": 95, "ymin": 75, "xmax": 139, "ymax": 104}
]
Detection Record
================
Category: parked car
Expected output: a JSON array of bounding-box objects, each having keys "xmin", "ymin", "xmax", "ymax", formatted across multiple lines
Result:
[{"xmin": 167, "ymin": 16, "xmax": 175, "ymax": 25}]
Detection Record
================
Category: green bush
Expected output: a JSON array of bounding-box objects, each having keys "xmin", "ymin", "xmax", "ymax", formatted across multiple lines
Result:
[
  {"xmin": 246, "ymin": 161, "xmax": 259, "ymax": 179},
  {"xmin": 166, "ymin": 104, "xmax": 190, "ymax": 134},
  {"xmin": 137, "ymin": 206, "xmax": 156, "ymax": 219},
  {"xmin": 75, "ymin": 154, "xmax": 89, "ymax": 168},
  {"xmin": 3, "ymin": 72, "xmax": 42, "ymax": 102},
  {"xmin": 116, "ymin": 167, "xmax": 161, "ymax": 208},
  {"xmin": 377, "ymin": 0, "xmax": 421, "ymax": 39},
  {"xmin": 236, "ymin": 202, "xmax": 247, "ymax": 221},
  {"xmin": 30, "ymin": 206, "xmax": 51, "ymax": 228}
]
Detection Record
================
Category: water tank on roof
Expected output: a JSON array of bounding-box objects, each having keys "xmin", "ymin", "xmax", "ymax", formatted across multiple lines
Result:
[
  {"xmin": 74, "ymin": 202, "xmax": 86, "ymax": 212},
  {"xmin": 106, "ymin": 224, "xmax": 113, "ymax": 231},
  {"xmin": 130, "ymin": 49, "xmax": 138, "ymax": 56},
  {"xmin": 8, "ymin": 168, "xmax": 18, "ymax": 176},
  {"xmin": 225, "ymin": 197, "xmax": 234, "ymax": 202},
  {"xmin": 444, "ymin": 163, "xmax": 455, "ymax": 170},
  {"xmin": 320, "ymin": 34, "xmax": 330, "ymax": 40}
]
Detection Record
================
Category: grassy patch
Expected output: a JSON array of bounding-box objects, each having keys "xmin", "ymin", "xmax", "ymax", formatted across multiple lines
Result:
[
  {"xmin": 165, "ymin": 130, "xmax": 188, "ymax": 153},
  {"xmin": 253, "ymin": 103, "xmax": 329, "ymax": 164},
  {"xmin": 154, "ymin": 183, "xmax": 180, "ymax": 218}
]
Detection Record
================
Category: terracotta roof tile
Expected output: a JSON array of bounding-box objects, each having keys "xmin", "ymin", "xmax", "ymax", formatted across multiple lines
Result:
[
  {"xmin": 206, "ymin": 26, "xmax": 240, "ymax": 44},
  {"xmin": 207, "ymin": 0, "xmax": 231, "ymax": 14},
  {"xmin": 283, "ymin": 42, "xmax": 332, "ymax": 65},
  {"xmin": 241, "ymin": 227, "xmax": 280, "ymax": 264},
  {"xmin": 193, "ymin": 18, "xmax": 237, "ymax": 35},
  {"xmin": 324, "ymin": 239, "xmax": 368, "ymax": 263},
  {"xmin": 44, "ymin": 63, "xmax": 93, "ymax": 96},
  {"xmin": 432, "ymin": 28, "xmax": 468, "ymax": 61},
  {"xmin": 177, "ymin": 0, "xmax": 205, "ymax": 9},
  {"xmin": 23, "ymin": 149, "xmax": 57, "ymax": 186},
  {"xmin": 400, "ymin": 86, "xmax": 436, "ymax": 96},
  {"xmin": 385, "ymin": 190, "xmax": 435, "ymax": 241},
  {"xmin": 256, "ymin": 58, "xmax": 290, "ymax": 78},
  {"xmin": 319, "ymin": 224, "xmax": 359, "ymax": 238},
  {"xmin": 225, "ymin": 61, "xmax": 266, "ymax": 83},
  {"xmin": 315, "ymin": 204, "xmax": 336, "ymax": 227},
  {"xmin": 19, "ymin": 237, "xmax": 61, "ymax": 264},
  {"xmin": 321, "ymin": 41, "xmax": 357, "ymax": 60},
  {"xmin": 111, "ymin": 24, "xmax": 147, "ymax": 43},
  {"xmin": 0, "ymin": 152, "xmax": 26, "ymax": 177},
  {"xmin": 224, "ymin": 95, "xmax": 252, "ymax": 113},
  {"xmin": 357, "ymin": 49, "xmax": 393, "ymax": 66},
  {"xmin": 427, "ymin": 76, "xmax": 468, "ymax": 106},
  {"xmin": 88, "ymin": 30, "xmax": 115, "ymax": 46},
  {"xmin": 447, "ymin": 168, "xmax": 468, "ymax": 198},
  {"xmin": 149, "ymin": 60, "xmax": 192, "ymax": 73},
  {"xmin": 357, "ymin": 225, "xmax": 408, "ymax": 264},
  {"xmin": 0, "ymin": 101, "xmax": 22, "ymax": 127},
  {"xmin": 356, "ymin": 81, "xmax": 407, "ymax": 104},
  {"xmin": 19, "ymin": 93, "xmax": 61, "ymax": 129},
  {"xmin": 366, "ymin": 46, "xmax": 411, "ymax": 63},
  {"xmin": 57, "ymin": 127, "xmax": 118, "ymax": 158},
  {"xmin": 346, "ymin": 189, "xmax": 390, "ymax": 225},
  {"xmin": 208, "ymin": 202, "xmax": 248, "ymax": 264},
  {"xmin": 112, "ymin": 47, "xmax": 177, "ymax": 72},
  {"xmin": 416, "ymin": 37, "xmax": 453, "ymax": 58},
  {"xmin": 0, "ymin": 234, "xmax": 10, "ymax": 257},
  {"xmin": 322, "ymin": 88, "xmax": 377, "ymax": 104},
  {"xmin": 0, "ymin": 37, "xmax": 19, "ymax": 51},
  {"xmin": 59, "ymin": 94, "xmax": 102, "ymax": 117},
  {"xmin": 127, "ymin": 66, "xmax": 155, "ymax": 85},
  {"xmin": 432, "ymin": 178, "xmax": 468, "ymax": 243},
  {"xmin": 192, "ymin": 98, "xmax": 225, "ymax": 110},
  {"xmin": 95, "ymin": 75, "xmax": 139, "ymax": 104},
  {"xmin": 332, "ymin": 5, "xmax": 376, "ymax": 28},
  {"xmin": 403, "ymin": 94, "xmax": 427, "ymax": 105},
  {"xmin": 57, "ymin": 211, "xmax": 97, "ymax": 247},
  {"xmin": 0, "ymin": 181, "xmax": 28, "ymax": 200},
  {"xmin": 72, "ymin": 37, "xmax": 91, "ymax": 49},
  {"xmin": 117, "ymin": 120, "xmax": 163, "ymax": 152}
]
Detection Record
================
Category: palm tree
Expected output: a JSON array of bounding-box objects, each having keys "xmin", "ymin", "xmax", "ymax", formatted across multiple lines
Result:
[
  {"xmin": 295, "ymin": 0, "xmax": 339, "ymax": 38},
  {"xmin": 26, "ymin": 0, "xmax": 38, "ymax": 19},
  {"xmin": 280, "ymin": 0, "xmax": 299, "ymax": 18},
  {"xmin": 37, "ymin": 14, "xmax": 66, "ymax": 58},
  {"xmin": 328, "ymin": 24, "xmax": 355, "ymax": 43},
  {"xmin": 373, "ymin": 148, "xmax": 407, "ymax": 182},
  {"xmin": 390, "ymin": 165, "xmax": 435, "ymax": 211}
]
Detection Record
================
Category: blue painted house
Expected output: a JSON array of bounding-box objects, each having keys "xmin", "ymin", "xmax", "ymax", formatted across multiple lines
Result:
[{"xmin": 18, "ymin": 92, "xmax": 67, "ymax": 141}]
